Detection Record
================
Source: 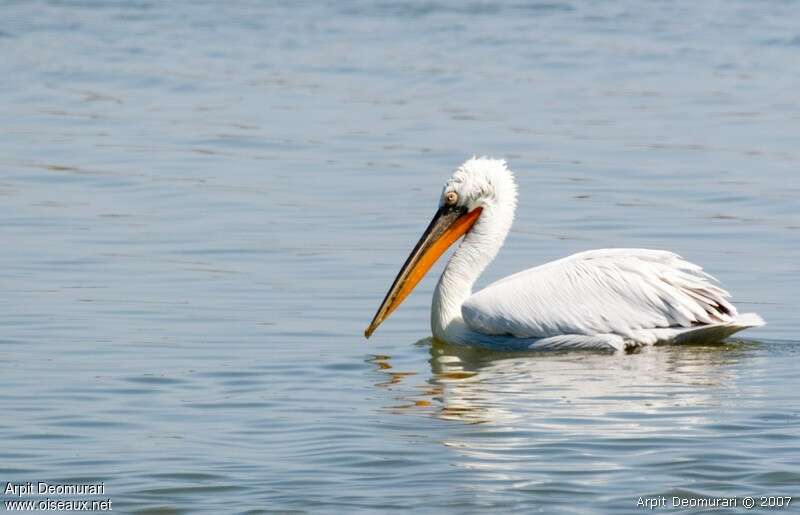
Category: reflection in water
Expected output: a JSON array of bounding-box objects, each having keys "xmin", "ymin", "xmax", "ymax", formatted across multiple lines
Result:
[
  {"xmin": 426, "ymin": 339, "xmax": 749, "ymax": 425},
  {"xmin": 366, "ymin": 354, "xmax": 418, "ymax": 389},
  {"xmin": 374, "ymin": 338, "xmax": 756, "ymax": 426},
  {"xmin": 371, "ymin": 338, "xmax": 764, "ymax": 504}
]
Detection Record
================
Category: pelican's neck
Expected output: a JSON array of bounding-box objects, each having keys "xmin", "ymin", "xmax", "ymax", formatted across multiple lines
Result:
[{"xmin": 431, "ymin": 201, "xmax": 514, "ymax": 340}]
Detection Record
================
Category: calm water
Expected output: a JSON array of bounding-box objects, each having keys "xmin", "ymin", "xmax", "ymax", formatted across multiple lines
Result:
[{"xmin": 1, "ymin": 1, "xmax": 799, "ymax": 513}]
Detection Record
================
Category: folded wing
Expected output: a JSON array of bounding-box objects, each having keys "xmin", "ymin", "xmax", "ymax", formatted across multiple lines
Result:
[{"xmin": 462, "ymin": 249, "xmax": 739, "ymax": 340}]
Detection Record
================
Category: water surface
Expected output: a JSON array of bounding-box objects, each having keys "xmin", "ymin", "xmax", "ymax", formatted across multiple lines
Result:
[{"xmin": 1, "ymin": 1, "xmax": 798, "ymax": 513}]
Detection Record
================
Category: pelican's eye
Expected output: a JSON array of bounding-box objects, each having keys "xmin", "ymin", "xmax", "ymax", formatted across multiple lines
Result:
[{"xmin": 445, "ymin": 191, "xmax": 458, "ymax": 206}]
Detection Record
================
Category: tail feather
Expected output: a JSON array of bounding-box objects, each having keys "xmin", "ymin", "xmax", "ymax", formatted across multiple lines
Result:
[{"xmin": 733, "ymin": 312, "xmax": 765, "ymax": 328}]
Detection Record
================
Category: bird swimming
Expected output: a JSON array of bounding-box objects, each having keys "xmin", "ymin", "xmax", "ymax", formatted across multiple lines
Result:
[{"xmin": 365, "ymin": 157, "xmax": 763, "ymax": 351}]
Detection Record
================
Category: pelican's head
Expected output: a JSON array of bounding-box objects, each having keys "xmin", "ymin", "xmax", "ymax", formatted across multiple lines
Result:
[
  {"xmin": 440, "ymin": 157, "xmax": 517, "ymax": 213},
  {"xmin": 364, "ymin": 157, "xmax": 516, "ymax": 338}
]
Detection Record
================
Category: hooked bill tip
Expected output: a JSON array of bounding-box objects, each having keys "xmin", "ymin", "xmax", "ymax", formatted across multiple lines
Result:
[{"xmin": 364, "ymin": 318, "xmax": 382, "ymax": 339}]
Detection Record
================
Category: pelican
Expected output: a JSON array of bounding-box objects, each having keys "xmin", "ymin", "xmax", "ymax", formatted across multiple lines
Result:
[{"xmin": 365, "ymin": 157, "xmax": 764, "ymax": 351}]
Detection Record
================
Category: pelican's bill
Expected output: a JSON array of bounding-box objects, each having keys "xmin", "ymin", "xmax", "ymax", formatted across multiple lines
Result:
[{"xmin": 364, "ymin": 204, "xmax": 482, "ymax": 338}]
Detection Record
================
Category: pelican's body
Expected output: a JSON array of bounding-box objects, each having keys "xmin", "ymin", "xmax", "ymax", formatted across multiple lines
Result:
[{"xmin": 366, "ymin": 158, "xmax": 763, "ymax": 351}]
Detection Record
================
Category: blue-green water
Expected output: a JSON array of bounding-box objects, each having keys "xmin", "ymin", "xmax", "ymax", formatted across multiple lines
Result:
[{"xmin": 1, "ymin": 1, "xmax": 798, "ymax": 513}]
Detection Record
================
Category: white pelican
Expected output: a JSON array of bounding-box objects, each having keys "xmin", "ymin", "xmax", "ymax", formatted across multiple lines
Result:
[{"xmin": 365, "ymin": 157, "xmax": 764, "ymax": 351}]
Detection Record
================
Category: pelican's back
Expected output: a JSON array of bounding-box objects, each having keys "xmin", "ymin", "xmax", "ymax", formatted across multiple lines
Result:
[{"xmin": 462, "ymin": 248, "xmax": 763, "ymax": 346}]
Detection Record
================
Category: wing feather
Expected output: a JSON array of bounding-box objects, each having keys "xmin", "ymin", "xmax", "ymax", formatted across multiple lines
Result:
[{"xmin": 462, "ymin": 249, "xmax": 737, "ymax": 339}]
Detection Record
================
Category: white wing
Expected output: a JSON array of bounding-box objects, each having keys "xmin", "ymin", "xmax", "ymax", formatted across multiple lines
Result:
[{"xmin": 462, "ymin": 249, "xmax": 745, "ymax": 342}]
